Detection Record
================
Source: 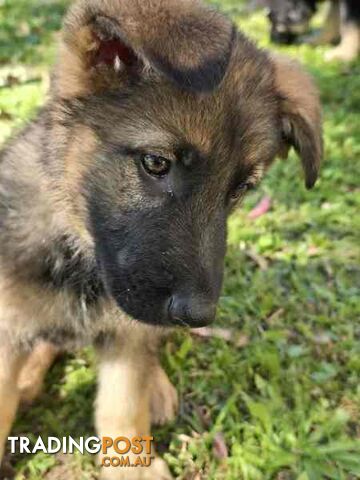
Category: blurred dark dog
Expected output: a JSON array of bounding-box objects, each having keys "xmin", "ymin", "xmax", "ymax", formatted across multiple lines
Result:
[{"xmin": 267, "ymin": 0, "xmax": 360, "ymax": 61}]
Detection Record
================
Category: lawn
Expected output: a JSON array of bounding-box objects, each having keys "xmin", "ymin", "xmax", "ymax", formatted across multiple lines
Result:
[{"xmin": 0, "ymin": 0, "xmax": 359, "ymax": 479}]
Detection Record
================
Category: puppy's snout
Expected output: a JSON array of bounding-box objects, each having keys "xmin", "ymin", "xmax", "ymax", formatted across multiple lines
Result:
[{"xmin": 168, "ymin": 294, "xmax": 217, "ymax": 327}]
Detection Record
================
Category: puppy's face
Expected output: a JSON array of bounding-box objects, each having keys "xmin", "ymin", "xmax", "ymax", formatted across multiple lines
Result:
[
  {"xmin": 268, "ymin": 0, "xmax": 316, "ymax": 44},
  {"xmin": 54, "ymin": 0, "xmax": 322, "ymax": 327}
]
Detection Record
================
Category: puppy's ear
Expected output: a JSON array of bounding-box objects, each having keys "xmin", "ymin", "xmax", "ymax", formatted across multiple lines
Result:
[
  {"xmin": 272, "ymin": 55, "xmax": 323, "ymax": 189},
  {"xmin": 55, "ymin": 0, "xmax": 235, "ymax": 98}
]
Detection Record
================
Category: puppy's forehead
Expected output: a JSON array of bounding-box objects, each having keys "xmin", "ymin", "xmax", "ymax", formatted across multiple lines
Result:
[
  {"xmin": 92, "ymin": 40, "xmax": 278, "ymax": 168},
  {"xmin": 165, "ymin": 41, "xmax": 279, "ymax": 166}
]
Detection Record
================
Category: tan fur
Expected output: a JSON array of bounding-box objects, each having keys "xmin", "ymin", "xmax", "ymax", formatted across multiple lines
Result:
[
  {"xmin": 0, "ymin": 274, "xmax": 102, "ymax": 343},
  {"xmin": 64, "ymin": 125, "xmax": 99, "ymax": 242},
  {"xmin": 55, "ymin": 0, "xmax": 233, "ymax": 99},
  {"xmin": 150, "ymin": 364, "xmax": 178, "ymax": 426},
  {"xmin": 18, "ymin": 341, "xmax": 59, "ymax": 404},
  {"xmin": 321, "ymin": 0, "xmax": 341, "ymax": 43},
  {"xmin": 326, "ymin": 21, "xmax": 360, "ymax": 61},
  {"xmin": 272, "ymin": 55, "xmax": 323, "ymax": 188},
  {"xmin": 56, "ymin": 27, "xmax": 97, "ymax": 98},
  {"xmin": 0, "ymin": 344, "xmax": 29, "ymax": 461},
  {"xmin": 17, "ymin": 340, "xmax": 178, "ymax": 426},
  {"xmin": 96, "ymin": 338, "xmax": 172, "ymax": 479}
]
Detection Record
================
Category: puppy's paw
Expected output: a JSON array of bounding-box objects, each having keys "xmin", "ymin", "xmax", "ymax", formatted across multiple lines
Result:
[
  {"xmin": 147, "ymin": 457, "xmax": 173, "ymax": 479},
  {"xmin": 325, "ymin": 45, "xmax": 358, "ymax": 62},
  {"xmin": 100, "ymin": 456, "xmax": 173, "ymax": 480},
  {"xmin": 150, "ymin": 366, "xmax": 178, "ymax": 426}
]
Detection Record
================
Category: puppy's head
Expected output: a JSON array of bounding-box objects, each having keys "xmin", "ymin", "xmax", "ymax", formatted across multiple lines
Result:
[
  {"xmin": 268, "ymin": 0, "xmax": 316, "ymax": 44},
  {"xmin": 52, "ymin": 0, "xmax": 322, "ymax": 327}
]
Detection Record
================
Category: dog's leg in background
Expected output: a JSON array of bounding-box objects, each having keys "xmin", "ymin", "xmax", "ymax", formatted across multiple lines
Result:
[
  {"xmin": 95, "ymin": 335, "xmax": 173, "ymax": 480},
  {"xmin": 320, "ymin": 0, "xmax": 341, "ymax": 44},
  {"xmin": 326, "ymin": 0, "xmax": 360, "ymax": 60},
  {"xmin": 305, "ymin": 0, "xmax": 340, "ymax": 45},
  {"xmin": 0, "ymin": 339, "xmax": 28, "ymax": 463},
  {"xmin": 18, "ymin": 341, "xmax": 59, "ymax": 404}
]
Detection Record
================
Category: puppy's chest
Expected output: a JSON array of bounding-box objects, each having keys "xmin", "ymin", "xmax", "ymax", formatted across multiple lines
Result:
[
  {"xmin": 30, "ymin": 236, "xmax": 119, "ymax": 348},
  {"xmin": 39, "ymin": 235, "xmax": 105, "ymax": 306},
  {"xmin": 32, "ymin": 289, "xmax": 119, "ymax": 350}
]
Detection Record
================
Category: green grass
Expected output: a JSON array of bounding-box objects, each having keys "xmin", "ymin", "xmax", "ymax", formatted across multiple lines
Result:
[{"xmin": 1, "ymin": 0, "xmax": 359, "ymax": 479}]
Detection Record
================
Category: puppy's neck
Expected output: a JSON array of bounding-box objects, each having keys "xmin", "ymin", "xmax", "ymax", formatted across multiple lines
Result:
[{"xmin": 0, "ymin": 109, "xmax": 106, "ymax": 307}]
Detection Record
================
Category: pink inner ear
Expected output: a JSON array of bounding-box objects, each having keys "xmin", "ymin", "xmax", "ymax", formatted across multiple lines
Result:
[{"xmin": 93, "ymin": 37, "xmax": 137, "ymax": 68}]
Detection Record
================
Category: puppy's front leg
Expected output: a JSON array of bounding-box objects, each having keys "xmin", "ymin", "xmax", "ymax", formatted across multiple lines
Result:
[
  {"xmin": 18, "ymin": 341, "xmax": 59, "ymax": 404},
  {"xmin": 95, "ymin": 336, "xmax": 172, "ymax": 480},
  {"xmin": 0, "ymin": 340, "xmax": 28, "ymax": 463}
]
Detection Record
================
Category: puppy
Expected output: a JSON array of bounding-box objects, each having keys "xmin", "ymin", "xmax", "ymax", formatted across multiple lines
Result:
[
  {"xmin": 267, "ymin": 0, "xmax": 360, "ymax": 61},
  {"xmin": 0, "ymin": 0, "xmax": 322, "ymax": 478}
]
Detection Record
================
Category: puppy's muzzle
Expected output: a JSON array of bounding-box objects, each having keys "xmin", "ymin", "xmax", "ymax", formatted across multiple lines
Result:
[{"xmin": 167, "ymin": 294, "xmax": 217, "ymax": 327}]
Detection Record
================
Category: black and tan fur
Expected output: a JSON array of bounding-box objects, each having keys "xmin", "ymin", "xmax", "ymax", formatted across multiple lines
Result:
[{"xmin": 0, "ymin": 0, "xmax": 322, "ymax": 478}]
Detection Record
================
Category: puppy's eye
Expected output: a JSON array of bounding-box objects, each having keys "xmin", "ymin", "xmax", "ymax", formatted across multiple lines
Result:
[
  {"xmin": 141, "ymin": 154, "xmax": 171, "ymax": 177},
  {"xmin": 230, "ymin": 182, "xmax": 254, "ymax": 202}
]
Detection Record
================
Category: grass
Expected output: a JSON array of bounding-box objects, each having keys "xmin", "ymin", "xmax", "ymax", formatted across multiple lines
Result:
[{"xmin": 1, "ymin": 0, "xmax": 359, "ymax": 479}]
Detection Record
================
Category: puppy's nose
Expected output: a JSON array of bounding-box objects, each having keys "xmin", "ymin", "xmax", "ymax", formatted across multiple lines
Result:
[{"xmin": 168, "ymin": 294, "xmax": 217, "ymax": 327}]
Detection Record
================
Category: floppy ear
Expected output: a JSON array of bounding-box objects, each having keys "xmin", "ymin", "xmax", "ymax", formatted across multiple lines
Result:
[
  {"xmin": 54, "ymin": 0, "xmax": 235, "ymax": 99},
  {"xmin": 272, "ymin": 55, "xmax": 323, "ymax": 189}
]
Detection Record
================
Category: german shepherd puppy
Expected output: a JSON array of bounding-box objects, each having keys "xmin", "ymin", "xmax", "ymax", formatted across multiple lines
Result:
[
  {"xmin": 267, "ymin": 0, "xmax": 360, "ymax": 61},
  {"xmin": 0, "ymin": 0, "xmax": 322, "ymax": 478}
]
